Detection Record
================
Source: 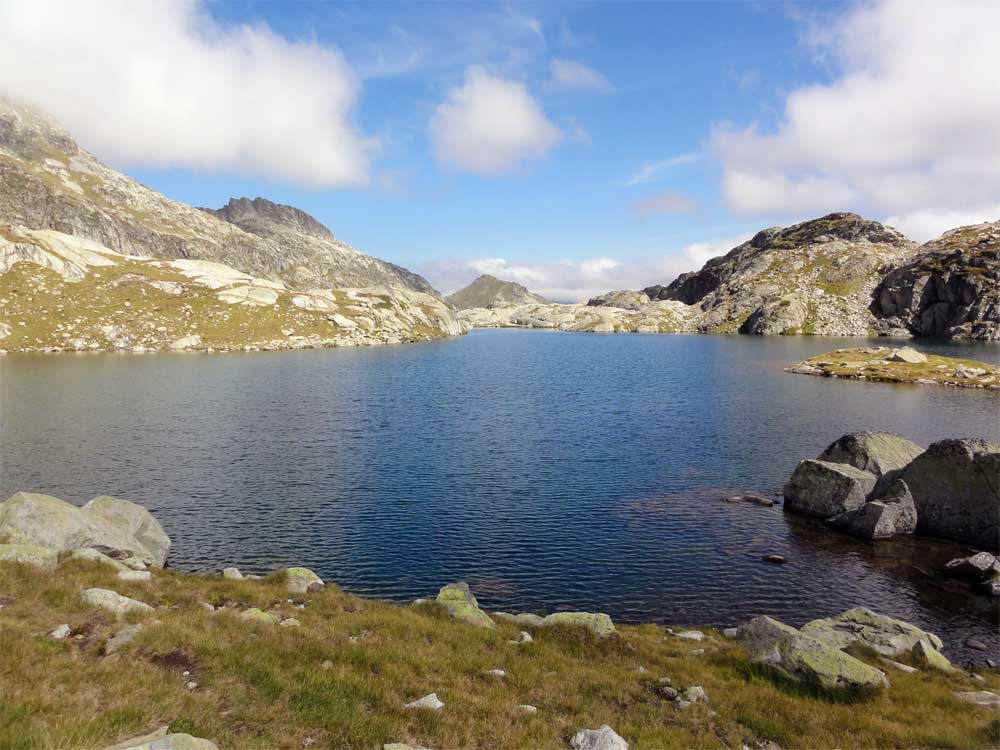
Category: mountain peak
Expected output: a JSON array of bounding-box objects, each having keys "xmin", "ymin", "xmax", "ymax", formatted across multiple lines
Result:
[
  {"xmin": 205, "ymin": 197, "xmax": 335, "ymax": 241},
  {"xmin": 446, "ymin": 274, "xmax": 550, "ymax": 310}
]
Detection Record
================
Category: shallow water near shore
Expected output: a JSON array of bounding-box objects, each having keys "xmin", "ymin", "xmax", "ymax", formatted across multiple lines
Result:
[{"xmin": 2, "ymin": 330, "xmax": 999, "ymax": 662}]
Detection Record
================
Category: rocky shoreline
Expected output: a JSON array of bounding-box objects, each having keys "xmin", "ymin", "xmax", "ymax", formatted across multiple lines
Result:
[
  {"xmin": 786, "ymin": 346, "xmax": 1000, "ymax": 389},
  {"xmin": 2, "ymin": 485, "xmax": 999, "ymax": 749}
]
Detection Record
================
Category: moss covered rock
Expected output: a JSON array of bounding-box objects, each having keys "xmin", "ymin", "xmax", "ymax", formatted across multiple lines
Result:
[
  {"xmin": 0, "ymin": 542, "xmax": 57, "ymax": 571},
  {"xmin": 283, "ymin": 567, "xmax": 324, "ymax": 594},
  {"xmin": 436, "ymin": 582, "xmax": 496, "ymax": 629},
  {"xmin": 800, "ymin": 607, "xmax": 943, "ymax": 657},
  {"xmin": 542, "ymin": 611, "xmax": 616, "ymax": 638}
]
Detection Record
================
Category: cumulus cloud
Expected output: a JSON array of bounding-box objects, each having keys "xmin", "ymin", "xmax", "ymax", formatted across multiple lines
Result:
[
  {"xmin": 550, "ymin": 59, "xmax": 611, "ymax": 91},
  {"xmin": 712, "ymin": 0, "xmax": 1000, "ymax": 241},
  {"xmin": 625, "ymin": 154, "xmax": 700, "ymax": 186},
  {"xmin": 632, "ymin": 191, "xmax": 699, "ymax": 219},
  {"xmin": 421, "ymin": 233, "xmax": 749, "ymax": 302},
  {"xmin": 430, "ymin": 66, "xmax": 562, "ymax": 174},
  {"xmin": 0, "ymin": 0, "xmax": 371, "ymax": 187}
]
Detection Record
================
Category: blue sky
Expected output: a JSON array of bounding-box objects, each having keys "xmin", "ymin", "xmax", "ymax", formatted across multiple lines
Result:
[{"xmin": 2, "ymin": 1, "xmax": 997, "ymax": 300}]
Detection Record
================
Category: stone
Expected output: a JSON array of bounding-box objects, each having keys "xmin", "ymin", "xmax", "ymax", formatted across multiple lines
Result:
[
  {"xmin": 404, "ymin": 693, "xmax": 444, "ymax": 710},
  {"xmin": 899, "ymin": 439, "xmax": 1000, "ymax": 548},
  {"xmin": 284, "ymin": 567, "xmax": 324, "ymax": 594},
  {"xmin": 518, "ymin": 704, "xmax": 538, "ymax": 714},
  {"xmin": 674, "ymin": 630, "xmax": 705, "ymax": 641},
  {"xmin": 485, "ymin": 669, "xmax": 506, "ymax": 678},
  {"xmin": 737, "ymin": 615, "xmax": 889, "ymax": 690},
  {"xmin": 81, "ymin": 588, "xmax": 153, "ymax": 617},
  {"xmin": 800, "ymin": 607, "xmax": 943, "ymax": 657},
  {"xmin": 761, "ymin": 554, "xmax": 786, "ymax": 564},
  {"xmin": 542, "ymin": 611, "xmax": 616, "ymax": 638},
  {"xmin": 238, "ymin": 608, "xmax": 280, "ymax": 625},
  {"xmin": 887, "ymin": 347, "xmax": 927, "ymax": 364},
  {"xmin": 956, "ymin": 691, "xmax": 1000, "ymax": 710},
  {"xmin": 944, "ymin": 552, "xmax": 998, "ymax": 581},
  {"xmin": 978, "ymin": 577, "xmax": 1000, "ymax": 596},
  {"xmin": 384, "ymin": 745, "xmax": 432, "ymax": 750},
  {"xmin": 492, "ymin": 611, "xmax": 545, "ymax": 627},
  {"xmin": 723, "ymin": 628, "xmax": 738, "ymax": 638},
  {"xmin": 436, "ymin": 582, "xmax": 495, "ymax": 629},
  {"xmin": 817, "ymin": 432, "xmax": 923, "ymax": 492},
  {"xmin": 222, "ymin": 567, "xmax": 244, "ymax": 580},
  {"xmin": 117, "ymin": 570, "xmax": 152, "ymax": 582},
  {"xmin": 911, "ymin": 640, "xmax": 953, "ymax": 671},
  {"xmin": 68, "ymin": 548, "xmax": 128, "ymax": 570},
  {"xmin": 827, "ymin": 479, "xmax": 918, "ymax": 540},
  {"xmin": 0, "ymin": 542, "xmax": 57, "ymax": 571},
  {"xmin": 0, "ymin": 492, "xmax": 170, "ymax": 568},
  {"xmin": 279, "ymin": 618, "xmax": 301, "ymax": 627},
  {"xmin": 50, "ymin": 623, "xmax": 71, "ymax": 639},
  {"xmin": 882, "ymin": 659, "xmax": 917, "ymax": 674},
  {"xmin": 101, "ymin": 729, "xmax": 218, "ymax": 749},
  {"xmin": 681, "ymin": 686, "xmax": 708, "ymax": 703},
  {"xmin": 965, "ymin": 639, "xmax": 990, "ymax": 652},
  {"xmin": 783, "ymin": 460, "xmax": 878, "ymax": 518},
  {"xmin": 105, "ymin": 623, "xmax": 143, "ymax": 654},
  {"xmin": 569, "ymin": 725, "xmax": 629, "ymax": 750},
  {"xmin": 168, "ymin": 334, "xmax": 202, "ymax": 350},
  {"xmin": 954, "ymin": 365, "xmax": 987, "ymax": 378}
]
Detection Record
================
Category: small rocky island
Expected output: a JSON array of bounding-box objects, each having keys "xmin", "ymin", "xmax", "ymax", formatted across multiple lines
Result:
[
  {"xmin": 786, "ymin": 346, "xmax": 1000, "ymax": 389},
  {"xmin": 2, "ymin": 487, "xmax": 999, "ymax": 749}
]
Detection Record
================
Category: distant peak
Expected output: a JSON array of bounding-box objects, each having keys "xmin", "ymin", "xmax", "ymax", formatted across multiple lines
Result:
[{"xmin": 207, "ymin": 196, "xmax": 334, "ymax": 241}]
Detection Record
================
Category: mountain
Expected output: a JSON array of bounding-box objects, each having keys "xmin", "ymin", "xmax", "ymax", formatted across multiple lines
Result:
[
  {"xmin": 0, "ymin": 224, "xmax": 461, "ymax": 353},
  {"xmin": 871, "ymin": 221, "xmax": 999, "ymax": 340},
  {"xmin": 0, "ymin": 97, "xmax": 436, "ymax": 294},
  {"xmin": 643, "ymin": 213, "xmax": 918, "ymax": 335},
  {"xmin": 445, "ymin": 274, "xmax": 550, "ymax": 310}
]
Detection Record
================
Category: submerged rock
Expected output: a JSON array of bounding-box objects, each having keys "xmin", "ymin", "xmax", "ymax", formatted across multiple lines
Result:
[
  {"xmin": 944, "ymin": 552, "xmax": 998, "ymax": 581},
  {"xmin": 436, "ymin": 582, "xmax": 496, "ymax": 629},
  {"xmin": 569, "ymin": 725, "xmax": 629, "ymax": 750},
  {"xmin": 800, "ymin": 607, "xmax": 943, "ymax": 657},
  {"xmin": 783, "ymin": 460, "xmax": 877, "ymax": 518},
  {"xmin": 737, "ymin": 615, "xmax": 889, "ymax": 690},
  {"xmin": 542, "ymin": 611, "xmax": 616, "ymax": 638}
]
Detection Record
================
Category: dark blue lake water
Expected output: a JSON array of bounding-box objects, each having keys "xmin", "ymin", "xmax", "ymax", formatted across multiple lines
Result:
[{"xmin": 2, "ymin": 330, "xmax": 998, "ymax": 661}]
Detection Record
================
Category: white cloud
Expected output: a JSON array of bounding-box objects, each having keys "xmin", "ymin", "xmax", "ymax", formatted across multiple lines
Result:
[
  {"xmin": 430, "ymin": 66, "xmax": 562, "ymax": 175},
  {"xmin": 632, "ymin": 191, "xmax": 699, "ymax": 219},
  {"xmin": 712, "ymin": 0, "xmax": 1000, "ymax": 241},
  {"xmin": 625, "ymin": 154, "xmax": 700, "ymax": 186},
  {"xmin": 422, "ymin": 233, "xmax": 750, "ymax": 302},
  {"xmin": 550, "ymin": 59, "xmax": 610, "ymax": 91},
  {"xmin": 0, "ymin": 0, "xmax": 372, "ymax": 187}
]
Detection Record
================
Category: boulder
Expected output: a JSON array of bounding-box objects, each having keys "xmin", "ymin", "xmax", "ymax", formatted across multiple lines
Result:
[
  {"xmin": 542, "ymin": 611, "xmax": 616, "ymax": 638},
  {"xmin": 81, "ymin": 496, "xmax": 171, "ymax": 568},
  {"xmin": 944, "ymin": 552, "xmax": 999, "ymax": 581},
  {"xmin": 737, "ymin": 615, "xmax": 889, "ymax": 690},
  {"xmin": 491, "ymin": 611, "xmax": 545, "ymax": 627},
  {"xmin": 827, "ymin": 480, "xmax": 918, "ymax": 540},
  {"xmin": 238, "ymin": 608, "xmax": 280, "ymax": 625},
  {"xmin": 800, "ymin": 607, "xmax": 943, "ymax": 657},
  {"xmin": 222, "ymin": 567, "xmax": 244, "ymax": 580},
  {"xmin": 783, "ymin": 460, "xmax": 878, "ymax": 518},
  {"xmin": 569, "ymin": 725, "xmax": 629, "ymax": 750},
  {"xmin": 955, "ymin": 691, "xmax": 1000, "ymax": 710},
  {"xmin": 404, "ymin": 693, "xmax": 444, "ymax": 710},
  {"xmin": 101, "ymin": 728, "xmax": 218, "ymax": 750},
  {"xmin": 68, "ymin": 548, "xmax": 128, "ymax": 570},
  {"xmin": 887, "ymin": 347, "xmax": 927, "ymax": 363},
  {"xmin": 117, "ymin": 570, "xmax": 152, "ymax": 582},
  {"xmin": 0, "ymin": 492, "xmax": 170, "ymax": 567},
  {"xmin": 0, "ymin": 542, "xmax": 57, "ymax": 571},
  {"xmin": 81, "ymin": 588, "xmax": 153, "ymax": 617},
  {"xmin": 436, "ymin": 582, "xmax": 496, "ymax": 629},
  {"xmin": 817, "ymin": 432, "xmax": 923, "ymax": 492},
  {"xmin": 105, "ymin": 623, "xmax": 143, "ymax": 654},
  {"xmin": 899, "ymin": 439, "xmax": 1000, "ymax": 548},
  {"xmin": 283, "ymin": 567, "xmax": 324, "ymax": 594},
  {"xmin": 912, "ymin": 640, "xmax": 953, "ymax": 671}
]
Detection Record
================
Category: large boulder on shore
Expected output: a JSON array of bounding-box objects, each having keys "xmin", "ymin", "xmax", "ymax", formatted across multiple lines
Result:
[
  {"xmin": 827, "ymin": 479, "xmax": 918, "ymax": 540},
  {"xmin": 0, "ymin": 542, "xmax": 58, "ymax": 571},
  {"xmin": 899, "ymin": 439, "xmax": 1000, "ymax": 549},
  {"xmin": 542, "ymin": 611, "xmax": 616, "ymax": 638},
  {"xmin": 783, "ymin": 460, "xmax": 877, "ymax": 518},
  {"xmin": 800, "ymin": 607, "xmax": 942, "ymax": 657},
  {"xmin": 0, "ymin": 492, "xmax": 170, "ymax": 567},
  {"xmin": 436, "ymin": 582, "xmax": 496, "ymax": 629},
  {"xmin": 818, "ymin": 432, "xmax": 923, "ymax": 493},
  {"xmin": 737, "ymin": 615, "xmax": 889, "ymax": 690}
]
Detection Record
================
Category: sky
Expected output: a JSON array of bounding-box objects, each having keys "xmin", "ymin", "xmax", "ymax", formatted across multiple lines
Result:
[{"xmin": 1, "ymin": 0, "xmax": 998, "ymax": 301}]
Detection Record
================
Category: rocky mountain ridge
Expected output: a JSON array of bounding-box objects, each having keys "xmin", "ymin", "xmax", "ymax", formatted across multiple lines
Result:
[
  {"xmin": 445, "ymin": 274, "xmax": 550, "ymax": 310},
  {"xmin": 0, "ymin": 97, "xmax": 436, "ymax": 295}
]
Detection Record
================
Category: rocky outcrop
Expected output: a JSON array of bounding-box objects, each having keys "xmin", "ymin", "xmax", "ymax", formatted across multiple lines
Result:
[
  {"xmin": 799, "ymin": 608, "xmax": 943, "ymax": 657},
  {"xmin": 102, "ymin": 727, "xmax": 218, "ymax": 750},
  {"xmin": 0, "ymin": 491, "xmax": 170, "ymax": 567},
  {"xmin": 0, "ymin": 97, "xmax": 436, "ymax": 295},
  {"xmin": 899, "ymin": 439, "xmax": 1000, "ymax": 549},
  {"xmin": 81, "ymin": 588, "xmax": 154, "ymax": 617},
  {"xmin": 0, "ymin": 224, "xmax": 463, "ymax": 352},
  {"xmin": 872, "ymin": 221, "xmax": 1000, "ymax": 340},
  {"xmin": 570, "ymin": 725, "xmax": 629, "ymax": 750},
  {"xmin": 784, "ymin": 434, "xmax": 999, "ymax": 550},
  {"xmin": 644, "ymin": 213, "xmax": 918, "ymax": 336},
  {"xmin": 542, "ymin": 611, "xmax": 616, "ymax": 638},
  {"xmin": 436, "ymin": 582, "xmax": 496, "ymax": 628},
  {"xmin": 586, "ymin": 290, "xmax": 650, "ymax": 310},
  {"xmin": 457, "ymin": 299, "xmax": 694, "ymax": 333},
  {"xmin": 736, "ymin": 615, "xmax": 889, "ymax": 690},
  {"xmin": 445, "ymin": 274, "xmax": 549, "ymax": 310}
]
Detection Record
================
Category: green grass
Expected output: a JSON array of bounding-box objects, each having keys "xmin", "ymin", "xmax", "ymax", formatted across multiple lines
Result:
[{"xmin": 0, "ymin": 559, "xmax": 995, "ymax": 749}]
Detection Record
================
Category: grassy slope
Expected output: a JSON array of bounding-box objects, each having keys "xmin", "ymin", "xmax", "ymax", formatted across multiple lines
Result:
[
  {"xmin": 1, "ymin": 560, "xmax": 996, "ymax": 750},
  {"xmin": 787, "ymin": 348, "xmax": 1000, "ymax": 388}
]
